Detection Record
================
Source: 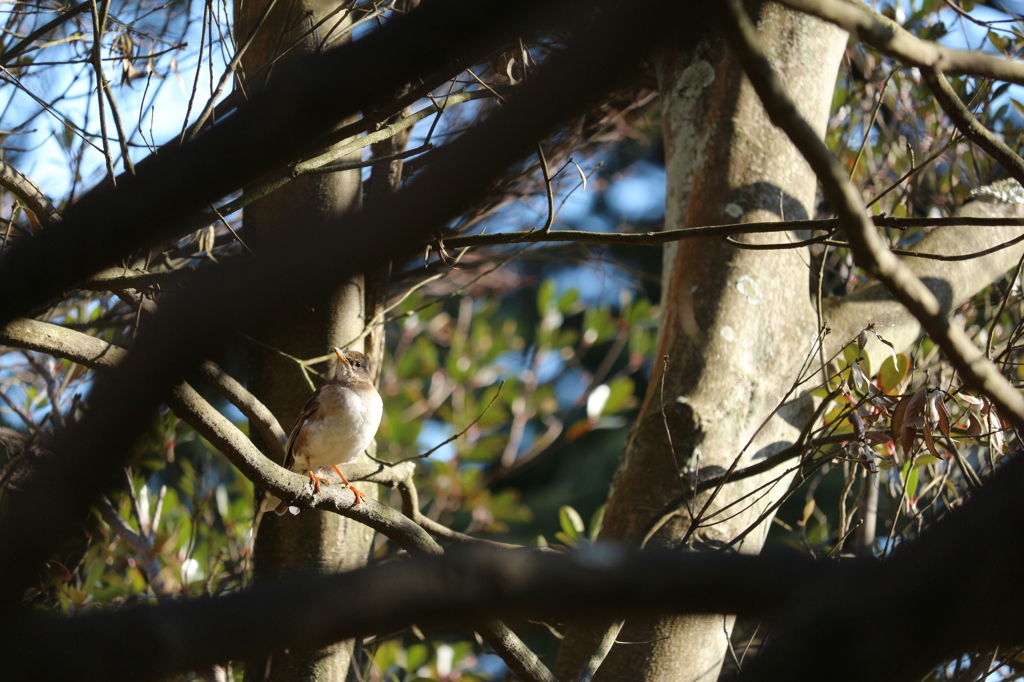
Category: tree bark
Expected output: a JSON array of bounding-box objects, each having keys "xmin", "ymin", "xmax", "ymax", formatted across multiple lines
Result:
[
  {"xmin": 236, "ymin": 2, "xmax": 374, "ymax": 681},
  {"xmin": 556, "ymin": 5, "xmax": 846, "ymax": 681}
]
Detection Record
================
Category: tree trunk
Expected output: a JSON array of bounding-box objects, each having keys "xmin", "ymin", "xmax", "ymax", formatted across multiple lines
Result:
[
  {"xmin": 556, "ymin": 6, "xmax": 846, "ymax": 681},
  {"xmin": 236, "ymin": 3, "xmax": 374, "ymax": 681}
]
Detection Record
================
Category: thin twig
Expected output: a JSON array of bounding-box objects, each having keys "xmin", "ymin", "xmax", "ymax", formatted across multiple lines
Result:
[
  {"xmin": 536, "ymin": 142, "xmax": 555, "ymax": 234},
  {"xmin": 719, "ymin": 0, "xmax": 1024, "ymax": 428},
  {"xmin": 923, "ymin": 67, "xmax": 1024, "ymax": 189},
  {"xmin": 183, "ymin": 0, "xmax": 279, "ymax": 142},
  {"xmin": 394, "ymin": 381, "xmax": 505, "ymax": 464},
  {"xmin": 779, "ymin": 0, "xmax": 1024, "ymax": 86},
  {"xmin": 986, "ymin": 249, "xmax": 1024, "ymax": 359},
  {"xmin": 89, "ymin": 0, "xmax": 116, "ymax": 185},
  {"xmin": 0, "ymin": 2, "xmax": 91, "ymax": 67}
]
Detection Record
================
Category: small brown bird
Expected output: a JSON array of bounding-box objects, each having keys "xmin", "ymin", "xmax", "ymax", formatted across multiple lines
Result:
[{"xmin": 262, "ymin": 348, "xmax": 383, "ymax": 515}]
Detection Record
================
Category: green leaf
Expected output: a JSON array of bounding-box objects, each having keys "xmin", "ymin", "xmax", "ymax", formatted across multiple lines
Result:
[
  {"xmin": 902, "ymin": 461, "xmax": 920, "ymax": 502},
  {"xmin": 589, "ymin": 504, "xmax": 606, "ymax": 542},
  {"xmin": 627, "ymin": 298, "xmax": 652, "ymax": 325},
  {"xmin": 406, "ymin": 644, "xmax": 429, "ymax": 672},
  {"xmin": 877, "ymin": 353, "xmax": 910, "ymax": 393},
  {"xmin": 554, "ymin": 531, "xmax": 578, "ymax": 548},
  {"xmin": 842, "ymin": 342, "xmax": 860, "ymax": 370},
  {"xmin": 557, "ymin": 288, "xmax": 580, "ymax": 314},
  {"xmin": 559, "ymin": 505, "xmax": 585, "ymax": 541},
  {"xmin": 537, "ymin": 279, "xmax": 556, "ymax": 312},
  {"xmin": 602, "ymin": 376, "xmax": 636, "ymax": 416},
  {"xmin": 581, "ymin": 306, "xmax": 616, "ymax": 345}
]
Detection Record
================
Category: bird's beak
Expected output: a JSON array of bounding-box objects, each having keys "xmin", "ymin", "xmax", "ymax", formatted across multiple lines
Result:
[{"xmin": 333, "ymin": 347, "xmax": 349, "ymax": 365}]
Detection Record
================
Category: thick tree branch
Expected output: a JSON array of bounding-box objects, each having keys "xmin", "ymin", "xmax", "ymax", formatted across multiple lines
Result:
[
  {"xmin": 779, "ymin": 0, "xmax": 1024, "ymax": 85},
  {"xmin": 0, "ymin": 1, "xmax": 91, "ymax": 67},
  {"xmin": 0, "ymin": 546, "xmax": 830, "ymax": 682},
  {"xmin": 8, "ymin": 441, "xmax": 1024, "ymax": 682},
  {"xmin": 214, "ymin": 90, "xmax": 492, "ymax": 220},
  {"xmin": 113, "ymin": 288, "xmax": 290, "ymax": 462},
  {"xmin": 0, "ymin": 317, "xmax": 288, "ymax": 462},
  {"xmin": 0, "ymin": 0, "xmax": 573, "ymax": 326},
  {"xmin": 0, "ymin": 317, "xmax": 419, "ymax": 542},
  {"xmin": 0, "ymin": 318, "xmax": 551, "ymax": 682},
  {"xmin": 0, "ymin": 0, "xmax": 693, "ymax": 611},
  {"xmin": 824, "ymin": 191, "xmax": 1024, "ymax": 364},
  {"xmin": 194, "ymin": 359, "xmax": 288, "ymax": 462},
  {"xmin": 923, "ymin": 67, "xmax": 1024, "ymax": 188},
  {"xmin": 718, "ymin": 0, "xmax": 1024, "ymax": 426},
  {"xmin": 0, "ymin": 158, "xmax": 62, "ymax": 228}
]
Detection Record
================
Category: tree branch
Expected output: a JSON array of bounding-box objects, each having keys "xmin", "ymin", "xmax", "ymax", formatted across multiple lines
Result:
[
  {"xmin": 96, "ymin": 495, "xmax": 170, "ymax": 596},
  {"xmin": 9, "ymin": 441, "xmax": 1024, "ymax": 682},
  {"xmin": 0, "ymin": 0, "xmax": 573, "ymax": 327},
  {"xmin": 922, "ymin": 67, "xmax": 1024, "ymax": 188},
  {"xmin": 718, "ymin": 0, "xmax": 1024, "ymax": 427},
  {"xmin": 779, "ymin": 0, "xmax": 1024, "ymax": 85},
  {"xmin": 0, "ymin": 545, "xmax": 831, "ymax": 682},
  {"xmin": 0, "ymin": 316, "xmax": 289, "ymax": 463},
  {"xmin": 0, "ymin": 158, "xmax": 62, "ymax": 228},
  {"xmin": 824, "ymin": 191, "xmax": 1024, "ymax": 365},
  {"xmin": 0, "ymin": 0, "xmax": 695, "ymax": 611},
  {"xmin": 0, "ymin": 317, "xmax": 551, "ymax": 682},
  {"xmin": 0, "ymin": 1, "xmax": 91, "ymax": 68}
]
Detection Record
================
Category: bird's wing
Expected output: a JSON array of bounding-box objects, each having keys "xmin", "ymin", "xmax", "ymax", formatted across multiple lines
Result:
[{"xmin": 282, "ymin": 387, "xmax": 324, "ymax": 471}]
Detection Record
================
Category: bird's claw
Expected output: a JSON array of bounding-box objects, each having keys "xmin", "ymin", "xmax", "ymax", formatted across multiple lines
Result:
[{"xmin": 331, "ymin": 464, "xmax": 367, "ymax": 505}]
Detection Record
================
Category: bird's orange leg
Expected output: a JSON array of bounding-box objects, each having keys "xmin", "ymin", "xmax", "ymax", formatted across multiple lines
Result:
[
  {"xmin": 332, "ymin": 465, "xmax": 367, "ymax": 504},
  {"xmin": 306, "ymin": 457, "xmax": 330, "ymax": 495}
]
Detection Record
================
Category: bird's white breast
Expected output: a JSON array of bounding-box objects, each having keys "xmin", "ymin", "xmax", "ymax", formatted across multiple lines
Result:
[{"xmin": 292, "ymin": 385, "xmax": 383, "ymax": 472}]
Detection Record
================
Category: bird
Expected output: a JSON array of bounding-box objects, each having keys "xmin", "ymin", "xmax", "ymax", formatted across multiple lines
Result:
[{"xmin": 261, "ymin": 347, "xmax": 383, "ymax": 515}]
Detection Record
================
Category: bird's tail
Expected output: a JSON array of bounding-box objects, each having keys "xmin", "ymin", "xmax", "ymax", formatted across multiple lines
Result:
[{"xmin": 259, "ymin": 493, "xmax": 284, "ymax": 516}]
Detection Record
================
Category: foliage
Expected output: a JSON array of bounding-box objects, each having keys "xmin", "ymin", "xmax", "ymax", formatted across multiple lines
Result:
[{"xmin": 3, "ymin": 0, "xmax": 1024, "ymax": 679}]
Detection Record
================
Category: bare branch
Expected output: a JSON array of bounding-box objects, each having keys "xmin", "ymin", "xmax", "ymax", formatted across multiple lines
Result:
[
  {"xmin": 779, "ymin": 0, "xmax": 1024, "ymax": 85},
  {"xmin": 923, "ymin": 67, "xmax": 1024, "ymax": 187},
  {"xmin": 96, "ymin": 495, "xmax": 171, "ymax": 596},
  {"xmin": 575, "ymin": 619, "xmax": 625, "ymax": 682},
  {"xmin": 0, "ymin": 318, "xmax": 549, "ymax": 682},
  {"xmin": 717, "ymin": 0, "xmax": 1024, "ymax": 427},
  {"xmin": 0, "ymin": 2, "xmax": 91, "ymax": 68},
  {"xmin": 0, "ymin": 545, "xmax": 831, "ymax": 682},
  {"xmin": 0, "ymin": 0, "xmax": 569, "ymax": 327},
  {"xmin": 0, "ymin": 159, "xmax": 62, "ymax": 228}
]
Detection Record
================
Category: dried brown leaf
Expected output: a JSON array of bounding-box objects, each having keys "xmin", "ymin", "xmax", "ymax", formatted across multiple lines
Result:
[
  {"xmin": 937, "ymin": 400, "xmax": 951, "ymax": 438},
  {"xmin": 967, "ymin": 412, "xmax": 983, "ymax": 437},
  {"xmin": 901, "ymin": 426, "xmax": 917, "ymax": 458},
  {"xmin": 905, "ymin": 388, "xmax": 927, "ymax": 429},
  {"xmin": 891, "ymin": 393, "xmax": 910, "ymax": 443},
  {"xmin": 45, "ymin": 560, "xmax": 71, "ymax": 582},
  {"xmin": 923, "ymin": 424, "xmax": 942, "ymax": 459}
]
